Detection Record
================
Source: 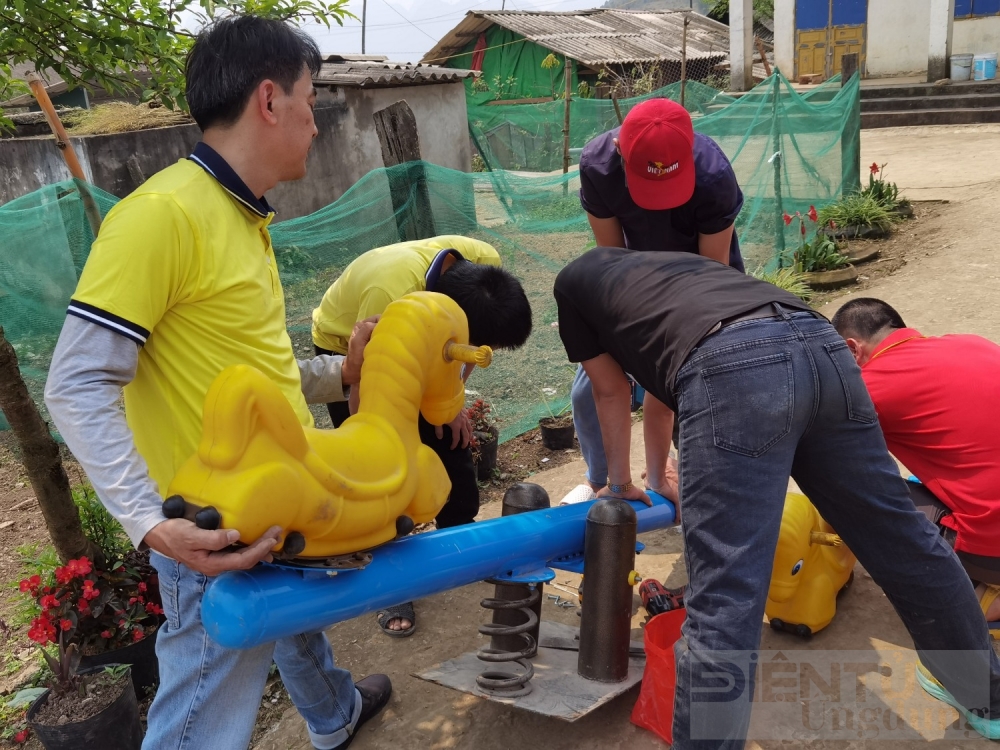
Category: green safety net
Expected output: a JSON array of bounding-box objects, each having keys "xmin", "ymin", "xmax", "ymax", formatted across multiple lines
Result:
[{"xmin": 0, "ymin": 71, "xmax": 859, "ymax": 445}]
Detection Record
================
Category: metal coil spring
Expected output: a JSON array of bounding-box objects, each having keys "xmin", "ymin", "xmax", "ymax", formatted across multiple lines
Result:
[{"xmin": 475, "ymin": 585, "xmax": 540, "ymax": 697}]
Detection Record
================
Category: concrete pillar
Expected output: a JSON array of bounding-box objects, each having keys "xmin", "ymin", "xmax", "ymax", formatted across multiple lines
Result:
[
  {"xmin": 730, "ymin": 0, "xmax": 754, "ymax": 91},
  {"xmin": 928, "ymin": 0, "xmax": 955, "ymax": 82},
  {"xmin": 773, "ymin": 0, "xmax": 796, "ymax": 78}
]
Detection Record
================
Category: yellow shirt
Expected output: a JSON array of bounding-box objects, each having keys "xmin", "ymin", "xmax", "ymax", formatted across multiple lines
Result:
[
  {"xmin": 311, "ymin": 235, "xmax": 501, "ymax": 353},
  {"xmin": 70, "ymin": 158, "xmax": 311, "ymax": 494}
]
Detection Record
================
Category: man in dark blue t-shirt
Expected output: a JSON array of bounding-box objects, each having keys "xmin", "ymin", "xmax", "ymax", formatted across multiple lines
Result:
[{"xmin": 562, "ymin": 97, "xmax": 747, "ymax": 505}]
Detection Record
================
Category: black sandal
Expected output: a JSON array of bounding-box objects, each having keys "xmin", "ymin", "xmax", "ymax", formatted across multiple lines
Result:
[{"xmin": 377, "ymin": 602, "xmax": 416, "ymax": 638}]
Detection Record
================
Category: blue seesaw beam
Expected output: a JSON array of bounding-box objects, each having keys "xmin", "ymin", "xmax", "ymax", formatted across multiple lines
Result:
[{"xmin": 202, "ymin": 492, "xmax": 676, "ymax": 649}]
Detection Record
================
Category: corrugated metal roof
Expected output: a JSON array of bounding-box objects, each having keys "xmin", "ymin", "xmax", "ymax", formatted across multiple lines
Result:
[
  {"xmin": 314, "ymin": 56, "xmax": 476, "ymax": 88},
  {"xmin": 421, "ymin": 9, "xmax": 730, "ymax": 67}
]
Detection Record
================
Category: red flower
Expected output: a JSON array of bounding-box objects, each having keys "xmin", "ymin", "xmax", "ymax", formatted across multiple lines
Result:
[
  {"xmin": 807, "ymin": 205, "xmax": 818, "ymax": 223},
  {"xmin": 27, "ymin": 616, "xmax": 56, "ymax": 645},
  {"xmin": 132, "ymin": 629, "xmax": 145, "ymax": 643},
  {"xmin": 39, "ymin": 594, "xmax": 60, "ymax": 611},
  {"xmin": 54, "ymin": 566, "xmax": 73, "ymax": 584},
  {"xmin": 800, "ymin": 222, "xmax": 806, "ymax": 237},
  {"xmin": 782, "ymin": 213, "xmax": 793, "ymax": 226},
  {"xmin": 60, "ymin": 619, "xmax": 72, "ymax": 631},
  {"xmin": 77, "ymin": 598, "xmax": 91, "ymax": 613},
  {"xmin": 101, "ymin": 630, "xmax": 112, "ymax": 639},
  {"xmin": 66, "ymin": 557, "xmax": 92, "ymax": 577},
  {"xmin": 138, "ymin": 582, "xmax": 148, "ymax": 593},
  {"xmin": 13, "ymin": 728, "xmax": 29, "ymax": 743},
  {"xmin": 870, "ymin": 162, "xmax": 880, "ymax": 175},
  {"xmin": 18, "ymin": 574, "xmax": 41, "ymax": 593},
  {"xmin": 145, "ymin": 602, "xmax": 163, "ymax": 615},
  {"xmin": 128, "ymin": 597, "xmax": 138, "ymax": 605}
]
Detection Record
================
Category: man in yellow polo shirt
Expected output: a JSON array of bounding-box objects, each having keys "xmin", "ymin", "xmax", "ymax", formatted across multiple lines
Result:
[
  {"xmin": 45, "ymin": 16, "xmax": 390, "ymax": 750},
  {"xmin": 312, "ymin": 235, "xmax": 533, "ymax": 636}
]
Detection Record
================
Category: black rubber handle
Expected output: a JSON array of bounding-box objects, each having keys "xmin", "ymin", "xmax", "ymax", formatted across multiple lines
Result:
[{"xmin": 162, "ymin": 495, "xmax": 187, "ymax": 519}]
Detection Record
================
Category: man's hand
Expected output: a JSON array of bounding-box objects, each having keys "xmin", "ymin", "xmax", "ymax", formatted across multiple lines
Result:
[
  {"xmin": 597, "ymin": 483, "xmax": 652, "ymax": 507},
  {"xmin": 643, "ymin": 456, "xmax": 680, "ymax": 504},
  {"xmin": 144, "ymin": 519, "xmax": 281, "ymax": 577},
  {"xmin": 342, "ymin": 315, "xmax": 380, "ymax": 386},
  {"xmin": 435, "ymin": 409, "xmax": 473, "ymax": 449}
]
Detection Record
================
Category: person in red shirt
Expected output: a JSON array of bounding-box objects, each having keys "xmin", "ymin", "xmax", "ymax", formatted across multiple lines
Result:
[{"xmin": 832, "ymin": 297, "xmax": 1000, "ymax": 628}]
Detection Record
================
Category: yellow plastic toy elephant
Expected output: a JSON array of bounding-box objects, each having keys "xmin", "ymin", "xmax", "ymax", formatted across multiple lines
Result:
[
  {"xmin": 164, "ymin": 291, "xmax": 492, "ymax": 559},
  {"xmin": 765, "ymin": 492, "xmax": 857, "ymax": 637}
]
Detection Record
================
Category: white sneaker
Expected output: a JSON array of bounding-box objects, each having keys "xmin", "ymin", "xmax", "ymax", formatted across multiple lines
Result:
[{"xmin": 559, "ymin": 484, "xmax": 597, "ymax": 506}]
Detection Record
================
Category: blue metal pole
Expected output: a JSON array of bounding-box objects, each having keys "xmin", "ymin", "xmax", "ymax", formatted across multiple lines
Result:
[{"xmin": 202, "ymin": 493, "xmax": 675, "ymax": 649}]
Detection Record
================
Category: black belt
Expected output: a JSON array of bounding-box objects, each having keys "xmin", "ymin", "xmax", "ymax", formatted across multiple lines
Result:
[
  {"xmin": 703, "ymin": 302, "xmax": 812, "ymax": 340},
  {"xmin": 719, "ymin": 302, "xmax": 786, "ymax": 328}
]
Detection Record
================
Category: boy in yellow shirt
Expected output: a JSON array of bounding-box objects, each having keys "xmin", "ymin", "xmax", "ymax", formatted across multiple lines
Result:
[{"xmin": 312, "ymin": 235, "xmax": 532, "ymax": 636}]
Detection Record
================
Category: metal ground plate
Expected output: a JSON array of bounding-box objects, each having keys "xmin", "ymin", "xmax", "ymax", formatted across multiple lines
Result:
[{"xmin": 414, "ymin": 621, "xmax": 645, "ymax": 722}]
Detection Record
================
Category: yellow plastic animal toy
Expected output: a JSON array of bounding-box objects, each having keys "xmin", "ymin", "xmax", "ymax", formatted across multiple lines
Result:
[
  {"xmin": 765, "ymin": 492, "xmax": 856, "ymax": 637},
  {"xmin": 163, "ymin": 291, "xmax": 492, "ymax": 560}
]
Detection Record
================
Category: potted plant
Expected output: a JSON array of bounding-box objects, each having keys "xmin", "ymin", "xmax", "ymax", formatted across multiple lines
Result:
[
  {"xmin": 467, "ymin": 397, "xmax": 500, "ymax": 482},
  {"xmin": 25, "ymin": 635, "xmax": 143, "ymax": 749},
  {"xmin": 539, "ymin": 390, "xmax": 575, "ymax": 450},
  {"xmin": 19, "ymin": 551, "xmax": 163, "ymax": 698},
  {"xmin": 817, "ymin": 193, "xmax": 898, "ymax": 241},
  {"xmin": 783, "ymin": 208, "xmax": 858, "ymax": 290},
  {"xmin": 862, "ymin": 161, "xmax": 912, "ymax": 218}
]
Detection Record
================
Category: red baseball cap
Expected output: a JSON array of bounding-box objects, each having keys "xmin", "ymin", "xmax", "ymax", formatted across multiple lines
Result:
[{"xmin": 618, "ymin": 98, "xmax": 696, "ymax": 211}]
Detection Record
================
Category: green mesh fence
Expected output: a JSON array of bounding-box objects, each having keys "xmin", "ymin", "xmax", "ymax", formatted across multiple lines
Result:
[{"xmin": 0, "ymin": 71, "xmax": 859, "ymax": 443}]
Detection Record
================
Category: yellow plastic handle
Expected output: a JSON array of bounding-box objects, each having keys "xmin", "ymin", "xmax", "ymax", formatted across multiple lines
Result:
[{"xmin": 443, "ymin": 341, "xmax": 493, "ymax": 369}]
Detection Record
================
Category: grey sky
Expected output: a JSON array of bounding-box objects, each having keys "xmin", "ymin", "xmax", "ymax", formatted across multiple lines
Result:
[{"xmin": 302, "ymin": 0, "xmax": 606, "ymax": 63}]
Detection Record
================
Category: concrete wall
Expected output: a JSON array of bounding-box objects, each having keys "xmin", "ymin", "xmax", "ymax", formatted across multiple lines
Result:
[
  {"xmin": 774, "ymin": 0, "xmax": 797, "ymax": 77},
  {"xmin": 270, "ymin": 80, "xmax": 471, "ymax": 218},
  {"xmin": 866, "ymin": 0, "xmax": 932, "ymax": 77},
  {"xmin": 0, "ymin": 81, "xmax": 471, "ymax": 220},
  {"xmin": 954, "ymin": 15, "xmax": 1000, "ymax": 55}
]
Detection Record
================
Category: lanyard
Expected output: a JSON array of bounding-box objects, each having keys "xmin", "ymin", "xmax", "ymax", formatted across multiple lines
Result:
[{"xmin": 869, "ymin": 335, "xmax": 926, "ymax": 362}]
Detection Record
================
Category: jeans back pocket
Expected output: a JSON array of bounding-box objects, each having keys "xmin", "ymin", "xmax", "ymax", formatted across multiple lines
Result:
[
  {"xmin": 823, "ymin": 340, "xmax": 878, "ymax": 424},
  {"xmin": 702, "ymin": 352, "xmax": 794, "ymax": 457}
]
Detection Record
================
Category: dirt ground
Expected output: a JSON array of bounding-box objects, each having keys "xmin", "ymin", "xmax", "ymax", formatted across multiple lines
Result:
[{"xmin": 4, "ymin": 124, "xmax": 1000, "ymax": 748}]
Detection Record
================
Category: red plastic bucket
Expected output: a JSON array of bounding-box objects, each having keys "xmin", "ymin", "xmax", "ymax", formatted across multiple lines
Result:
[{"xmin": 630, "ymin": 608, "xmax": 686, "ymax": 744}]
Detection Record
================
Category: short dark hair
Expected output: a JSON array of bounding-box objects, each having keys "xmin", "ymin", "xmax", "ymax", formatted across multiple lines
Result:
[
  {"xmin": 185, "ymin": 15, "xmax": 322, "ymax": 130},
  {"xmin": 435, "ymin": 261, "xmax": 533, "ymax": 349},
  {"xmin": 831, "ymin": 297, "xmax": 907, "ymax": 341}
]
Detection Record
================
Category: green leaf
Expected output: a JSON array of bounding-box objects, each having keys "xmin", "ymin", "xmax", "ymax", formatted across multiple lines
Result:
[{"xmin": 7, "ymin": 687, "xmax": 47, "ymax": 708}]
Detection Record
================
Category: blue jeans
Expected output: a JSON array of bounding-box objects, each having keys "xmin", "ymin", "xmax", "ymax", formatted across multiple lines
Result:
[
  {"xmin": 571, "ymin": 366, "xmax": 646, "ymax": 486},
  {"xmin": 146, "ymin": 552, "xmax": 360, "ymax": 750},
  {"xmin": 669, "ymin": 309, "xmax": 1000, "ymax": 749},
  {"xmin": 571, "ymin": 365, "xmax": 608, "ymax": 486}
]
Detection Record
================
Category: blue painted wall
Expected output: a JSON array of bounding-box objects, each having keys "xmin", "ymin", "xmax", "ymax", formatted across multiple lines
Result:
[
  {"xmin": 956, "ymin": 0, "xmax": 1000, "ymax": 16},
  {"xmin": 795, "ymin": 0, "xmax": 868, "ymax": 30},
  {"xmin": 796, "ymin": 0, "xmax": 829, "ymax": 30},
  {"xmin": 832, "ymin": 0, "xmax": 867, "ymax": 25}
]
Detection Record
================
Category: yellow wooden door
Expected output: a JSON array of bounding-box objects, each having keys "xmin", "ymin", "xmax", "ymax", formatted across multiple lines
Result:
[
  {"xmin": 831, "ymin": 24, "xmax": 865, "ymax": 75},
  {"xmin": 797, "ymin": 29, "xmax": 828, "ymax": 77}
]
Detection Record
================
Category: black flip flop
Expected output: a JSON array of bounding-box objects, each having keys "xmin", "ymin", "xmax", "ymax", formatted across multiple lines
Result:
[{"xmin": 377, "ymin": 602, "xmax": 416, "ymax": 638}]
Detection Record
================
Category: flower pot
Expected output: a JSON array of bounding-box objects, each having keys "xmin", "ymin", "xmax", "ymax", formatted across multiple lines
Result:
[
  {"xmin": 27, "ymin": 666, "xmax": 144, "ymax": 750},
  {"xmin": 802, "ymin": 265, "xmax": 859, "ymax": 290},
  {"xmin": 80, "ymin": 621, "xmax": 161, "ymax": 697},
  {"xmin": 891, "ymin": 203, "xmax": 914, "ymax": 219},
  {"xmin": 825, "ymin": 224, "xmax": 890, "ymax": 241},
  {"xmin": 843, "ymin": 244, "xmax": 880, "ymax": 264},
  {"xmin": 473, "ymin": 426, "xmax": 499, "ymax": 482},
  {"xmin": 539, "ymin": 416, "xmax": 574, "ymax": 450}
]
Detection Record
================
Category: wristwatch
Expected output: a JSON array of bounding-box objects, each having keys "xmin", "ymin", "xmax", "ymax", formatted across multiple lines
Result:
[{"xmin": 607, "ymin": 481, "xmax": 633, "ymax": 494}]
